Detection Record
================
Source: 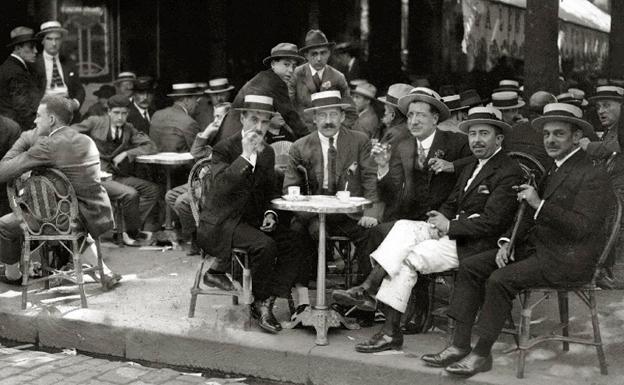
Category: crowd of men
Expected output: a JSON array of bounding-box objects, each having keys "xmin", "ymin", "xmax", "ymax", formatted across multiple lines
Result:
[{"xmin": 0, "ymin": 22, "xmax": 622, "ymax": 377}]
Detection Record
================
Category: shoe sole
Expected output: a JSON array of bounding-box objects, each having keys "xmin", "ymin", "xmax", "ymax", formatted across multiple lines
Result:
[
  {"xmin": 445, "ymin": 358, "xmax": 492, "ymax": 376},
  {"xmin": 355, "ymin": 343, "xmax": 402, "ymax": 353},
  {"xmin": 332, "ymin": 292, "xmax": 376, "ymax": 312}
]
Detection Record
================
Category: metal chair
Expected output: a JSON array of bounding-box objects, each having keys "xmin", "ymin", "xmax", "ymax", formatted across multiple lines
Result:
[
  {"xmin": 514, "ymin": 196, "xmax": 622, "ymax": 378},
  {"xmin": 187, "ymin": 158, "xmax": 253, "ymax": 318},
  {"xmin": 7, "ymin": 169, "xmax": 105, "ymax": 309}
]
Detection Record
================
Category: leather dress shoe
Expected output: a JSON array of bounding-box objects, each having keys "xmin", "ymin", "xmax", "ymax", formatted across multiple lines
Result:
[
  {"xmin": 251, "ymin": 297, "xmax": 282, "ymax": 334},
  {"xmin": 202, "ymin": 271, "xmax": 235, "ymax": 291},
  {"xmin": 186, "ymin": 240, "xmax": 201, "ymax": 256},
  {"xmin": 421, "ymin": 345, "xmax": 471, "ymax": 367},
  {"xmin": 355, "ymin": 331, "xmax": 403, "ymax": 353},
  {"xmin": 332, "ymin": 286, "xmax": 376, "ymax": 312},
  {"xmin": 445, "ymin": 352, "xmax": 492, "ymax": 376}
]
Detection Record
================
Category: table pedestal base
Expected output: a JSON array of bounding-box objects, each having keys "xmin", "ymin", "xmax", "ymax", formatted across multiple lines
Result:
[{"xmin": 282, "ymin": 306, "xmax": 360, "ymax": 345}]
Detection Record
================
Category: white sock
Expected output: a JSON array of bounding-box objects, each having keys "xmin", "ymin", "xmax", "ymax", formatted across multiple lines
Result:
[
  {"xmin": 291, "ymin": 284, "xmax": 310, "ymax": 306},
  {"xmin": 82, "ymin": 243, "xmax": 112, "ymax": 275},
  {"xmin": 5, "ymin": 263, "xmax": 22, "ymax": 280}
]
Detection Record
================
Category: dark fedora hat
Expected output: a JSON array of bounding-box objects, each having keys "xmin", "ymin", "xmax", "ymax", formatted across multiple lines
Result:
[
  {"xmin": 459, "ymin": 89, "xmax": 484, "ymax": 108},
  {"xmin": 458, "ymin": 106, "xmax": 512, "ymax": 136},
  {"xmin": 108, "ymin": 94, "xmax": 131, "ymax": 109},
  {"xmin": 532, "ymin": 103, "xmax": 594, "ymax": 137},
  {"xmin": 263, "ymin": 43, "xmax": 305, "ymax": 66},
  {"xmin": 36, "ymin": 21, "xmax": 68, "ymax": 38},
  {"xmin": 7, "ymin": 26, "xmax": 37, "ymax": 48},
  {"xmin": 299, "ymin": 29, "xmax": 335, "ymax": 53},
  {"xmin": 235, "ymin": 95, "xmax": 277, "ymax": 115},
  {"xmin": 133, "ymin": 76, "xmax": 155, "ymax": 92},
  {"xmin": 93, "ymin": 84, "xmax": 116, "ymax": 99}
]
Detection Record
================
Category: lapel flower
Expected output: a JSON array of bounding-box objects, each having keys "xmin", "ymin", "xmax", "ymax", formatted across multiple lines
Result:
[
  {"xmin": 433, "ymin": 149, "xmax": 445, "ymax": 159},
  {"xmin": 347, "ymin": 162, "xmax": 358, "ymax": 175},
  {"xmin": 321, "ymin": 81, "xmax": 332, "ymax": 90}
]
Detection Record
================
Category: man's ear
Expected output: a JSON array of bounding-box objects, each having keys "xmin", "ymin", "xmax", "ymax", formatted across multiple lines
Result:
[{"xmin": 432, "ymin": 112, "xmax": 440, "ymax": 125}]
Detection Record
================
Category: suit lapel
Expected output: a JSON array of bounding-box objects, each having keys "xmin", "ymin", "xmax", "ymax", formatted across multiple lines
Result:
[
  {"xmin": 426, "ymin": 130, "xmax": 444, "ymax": 164},
  {"xmin": 309, "ymin": 133, "xmax": 324, "ymax": 190},
  {"xmin": 335, "ymin": 130, "xmax": 352, "ymax": 189},
  {"xmin": 542, "ymin": 150, "xmax": 583, "ymax": 200},
  {"xmin": 459, "ymin": 152, "xmax": 505, "ymax": 202},
  {"xmin": 304, "ymin": 65, "xmax": 317, "ymax": 94}
]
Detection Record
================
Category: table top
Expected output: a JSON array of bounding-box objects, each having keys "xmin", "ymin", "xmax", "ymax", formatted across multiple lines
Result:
[
  {"xmin": 135, "ymin": 152, "xmax": 195, "ymax": 165},
  {"xmin": 271, "ymin": 195, "xmax": 372, "ymax": 214}
]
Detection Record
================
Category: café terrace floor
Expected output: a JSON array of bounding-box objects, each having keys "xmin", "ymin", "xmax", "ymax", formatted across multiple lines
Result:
[{"xmin": 0, "ymin": 240, "xmax": 622, "ymax": 385}]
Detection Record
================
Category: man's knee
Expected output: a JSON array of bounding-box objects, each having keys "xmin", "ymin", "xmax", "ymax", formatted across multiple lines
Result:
[
  {"xmin": 174, "ymin": 193, "xmax": 191, "ymax": 213},
  {"xmin": 144, "ymin": 180, "xmax": 161, "ymax": 198}
]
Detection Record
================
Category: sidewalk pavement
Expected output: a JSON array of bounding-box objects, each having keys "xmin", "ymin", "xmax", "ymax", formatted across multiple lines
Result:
[{"xmin": 0, "ymin": 241, "xmax": 623, "ymax": 385}]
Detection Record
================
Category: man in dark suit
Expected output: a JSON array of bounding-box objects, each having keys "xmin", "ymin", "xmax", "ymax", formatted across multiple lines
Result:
[
  {"xmin": 126, "ymin": 76, "xmax": 156, "ymax": 135},
  {"xmin": 0, "ymin": 27, "xmax": 41, "ymax": 131},
  {"xmin": 293, "ymin": 30, "xmax": 357, "ymax": 130},
  {"xmin": 282, "ymin": 90, "xmax": 382, "ymax": 317},
  {"xmin": 34, "ymin": 21, "xmax": 85, "ymax": 113},
  {"xmin": 73, "ymin": 95, "xmax": 159, "ymax": 246},
  {"xmin": 194, "ymin": 78, "xmax": 234, "ymax": 131},
  {"xmin": 375, "ymin": 83, "xmax": 413, "ymax": 145},
  {"xmin": 351, "ymin": 82, "xmax": 380, "ymax": 138},
  {"xmin": 197, "ymin": 95, "xmax": 303, "ymax": 334},
  {"xmin": 335, "ymin": 107, "xmax": 522, "ymax": 353},
  {"xmin": 333, "ymin": 42, "xmax": 364, "ymax": 83},
  {"xmin": 0, "ymin": 116, "xmax": 21, "ymax": 216},
  {"xmin": 422, "ymin": 103, "xmax": 611, "ymax": 376},
  {"xmin": 0, "ymin": 95, "xmax": 120, "ymax": 287},
  {"xmin": 217, "ymin": 43, "xmax": 308, "ymax": 142}
]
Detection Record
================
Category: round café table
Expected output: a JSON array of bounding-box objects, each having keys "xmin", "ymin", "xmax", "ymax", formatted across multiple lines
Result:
[
  {"xmin": 271, "ymin": 195, "xmax": 372, "ymax": 345},
  {"xmin": 136, "ymin": 152, "xmax": 195, "ymax": 241}
]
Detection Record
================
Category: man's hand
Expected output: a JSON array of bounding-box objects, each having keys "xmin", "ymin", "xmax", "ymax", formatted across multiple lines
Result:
[
  {"xmin": 358, "ymin": 216, "xmax": 379, "ymax": 228},
  {"xmin": 371, "ymin": 142, "xmax": 391, "ymax": 170},
  {"xmin": 579, "ymin": 137, "xmax": 591, "ymax": 151},
  {"xmin": 515, "ymin": 184, "xmax": 541, "ymax": 209},
  {"xmin": 426, "ymin": 210, "xmax": 450, "ymax": 235},
  {"xmin": 201, "ymin": 122, "xmax": 220, "ymax": 138},
  {"xmin": 428, "ymin": 158, "xmax": 454, "ymax": 174},
  {"xmin": 112, "ymin": 151, "xmax": 128, "ymax": 167},
  {"xmin": 495, "ymin": 242, "xmax": 513, "ymax": 268},
  {"xmin": 241, "ymin": 130, "xmax": 262, "ymax": 159},
  {"xmin": 260, "ymin": 213, "xmax": 277, "ymax": 232}
]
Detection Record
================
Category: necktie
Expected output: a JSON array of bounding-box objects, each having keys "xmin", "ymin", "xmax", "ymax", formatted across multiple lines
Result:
[
  {"xmin": 417, "ymin": 142, "xmax": 427, "ymax": 170},
  {"xmin": 143, "ymin": 109, "xmax": 150, "ymax": 122},
  {"xmin": 116, "ymin": 126, "xmax": 123, "ymax": 141},
  {"xmin": 51, "ymin": 58, "xmax": 64, "ymax": 88},
  {"xmin": 313, "ymin": 72, "xmax": 322, "ymax": 92},
  {"xmin": 328, "ymin": 137, "xmax": 337, "ymax": 194}
]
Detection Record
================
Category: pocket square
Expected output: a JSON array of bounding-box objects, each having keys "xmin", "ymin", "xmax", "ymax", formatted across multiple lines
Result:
[
  {"xmin": 69, "ymin": 72, "xmax": 75, "ymax": 76},
  {"xmin": 477, "ymin": 185, "xmax": 490, "ymax": 194}
]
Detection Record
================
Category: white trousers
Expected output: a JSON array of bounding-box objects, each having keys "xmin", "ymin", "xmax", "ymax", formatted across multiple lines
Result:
[{"xmin": 371, "ymin": 220, "xmax": 458, "ymax": 313}]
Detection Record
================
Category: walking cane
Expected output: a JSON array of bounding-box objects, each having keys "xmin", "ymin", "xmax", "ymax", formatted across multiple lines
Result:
[
  {"xmin": 296, "ymin": 164, "xmax": 311, "ymax": 195},
  {"xmin": 508, "ymin": 172, "xmax": 537, "ymax": 260}
]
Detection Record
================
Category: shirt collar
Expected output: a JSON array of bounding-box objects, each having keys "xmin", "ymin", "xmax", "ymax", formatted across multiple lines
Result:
[
  {"xmin": 309, "ymin": 64, "xmax": 325, "ymax": 79},
  {"xmin": 417, "ymin": 130, "xmax": 436, "ymax": 149},
  {"xmin": 134, "ymin": 101, "xmax": 146, "ymax": 114},
  {"xmin": 477, "ymin": 146, "xmax": 502, "ymax": 165},
  {"xmin": 174, "ymin": 102, "xmax": 189, "ymax": 116},
  {"xmin": 49, "ymin": 126, "xmax": 67, "ymax": 137},
  {"xmin": 43, "ymin": 51, "xmax": 58, "ymax": 62},
  {"xmin": 555, "ymin": 147, "xmax": 581, "ymax": 168},
  {"xmin": 348, "ymin": 57, "xmax": 355, "ymax": 71},
  {"xmin": 10, "ymin": 54, "xmax": 26, "ymax": 68},
  {"xmin": 317, "ymin": 130, "xmax": 339, "ymax": 144}
]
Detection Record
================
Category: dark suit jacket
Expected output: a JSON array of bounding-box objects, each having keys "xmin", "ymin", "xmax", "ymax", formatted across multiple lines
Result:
[
  {"xmin": 293, "ymin": 63, "xmax": 357, "ymax": 130},
  {"xmin": 0, "ymin": 116, "xmax": 21, "ymax": 215},
  {"xmin": 282, "ymin": 127, "xmax": 382, "ymax": 219},
  {"xmin": 73, "ymin": 115, "xmax": 157, "ymax": 174},
  {"xmin": 0, "ymin": 56, "xmax": 41, "ymax": 130},
  {"xmin": 438, "ymin": 150, "xmax": 523, "ymax": 259},
  {"xmin": 379, "ymin": 129, "xmax": 473, "ymax": 222},
  {"xmin": 378, "ymin": 120, "xmax": 410, "ymax": 146},
  {"xmin": 34, "ymin": 54, "xmax": 85, "ymax": 106},
  {"xmin": 149, "ymin": 104, "xmax": 200, "ymax": 152},
  {"xmin": 511, "ymin": 150, "xmax": 612, "ymax": 284},
  {"xmin": 126, "ymin": 102, "xmax": 154, "ymax": 135},
  {"xmin": 352, "ymin": 106, "xmax": 380, "ymax": 138},
  {"xmin": 197, "ymin": 132, "xmax": 279, "ymax": 262},
  {"xmin": 218, "ymin": 69, "xmax": 308, "ymax": 142},
  {"xmin": 0, "ymin": 126, "xmax": 113, "ymax": 237}
]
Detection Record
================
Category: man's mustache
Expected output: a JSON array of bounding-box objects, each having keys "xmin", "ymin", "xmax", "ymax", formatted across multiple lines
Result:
[{"xmin": 323, "ymin": 123, "xmax": 337, "ymax": 129}]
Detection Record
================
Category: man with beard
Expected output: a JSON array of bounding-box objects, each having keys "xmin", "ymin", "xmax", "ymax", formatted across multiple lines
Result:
[{"xmin": 217, "ymin": 43, "xmax": 309, "ymax": 142}]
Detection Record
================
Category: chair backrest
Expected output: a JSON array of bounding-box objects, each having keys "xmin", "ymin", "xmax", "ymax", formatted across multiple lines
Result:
[
  {"xmin": 271, "ymin": 140, "xmax": 293, "ymax": 169},
  {"xmin": 592, "ymin": 195, "xmax": 623, "ymax": 283},
  {"xmin": 187, "ymin": 157, "xmax": 213, "ymax": 227},
  {"xmin": 7, "ymin": 168, "xmax": 80, "ymax": 236},
  {"xmin": 507, "ymin": 151, "xmax": 546, "ymax": 186}
]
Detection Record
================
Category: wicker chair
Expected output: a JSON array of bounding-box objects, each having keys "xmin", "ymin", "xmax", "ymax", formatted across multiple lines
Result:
[{"xmin": 7, "ymin": 169, "xmax": 105, "ymax": 309}]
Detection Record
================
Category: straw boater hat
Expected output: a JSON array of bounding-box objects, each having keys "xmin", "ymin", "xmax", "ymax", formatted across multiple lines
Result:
[
  {"xmin": 235, "ymin": 95, "xmax": 277, "ymax": 115},
  {"xmin": 494, "ymin": 79, "xmax": 521, "ymax": 93},
  {"xmin": 556, "ymin": 92, "xmax": 587, "ymax": 108},
  {"xmin": 397, "ymin": 87, "xmax": 451, "ymax": 121},
  {"xmin": 588, "ymin": 86, "xmax": 624, "ymax": 104},
  {"xmin": 442, "ymin": 94, "xmax": 470, "ymax": 112},
  {"xmin": 488, "ymin": 91, "xmax": 525, "ymax": 110},
  {"xmin": 304, "ymin": 90, "xmax": 351, "ymax": 113},
  {"xmin": 352, "ymin": 82, "xmax": 377, "ymax": 100},
  {"xmin": 532, "ymin": 103, "xmax": 594, "ymax": 137},
  {"xmin": 377, "ymin": 83, "xmax": 414, "ymax": 108},
  {"xmin": 299, "ymin": 29, "xmax": 335, "ymax": 53},
  {"xmin": 204, "ymin": 78, "xmax": 235, "ymax": 94},
  {"xmin": 36, "ymin": 21, "xmax": 68, "ymax": 38},
  {"xmin": 262, "ymin": 43, "xmax": 305, "ymax": 66},
  {"xmin": 114, "ymin": 72, "xmax": 136, "ymax": 84},
  {"xmin": 458, "ymin": 106, "xmax": 512, "ymax": 136},
  {"xmin": 567, "ymin": 88, "xmax": 589, "ymax": 107},
  {"xmin": 6, "ymin": 27, "xmax": 37, "ymax": 48},
  {"xmin": 167, "ymin": 83, "xmax": 204, "ymax": 97}
]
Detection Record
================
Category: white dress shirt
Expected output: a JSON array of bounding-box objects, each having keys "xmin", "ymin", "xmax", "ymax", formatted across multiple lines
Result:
[
  {"xmin": 318, "ymin": 131, "xmax": 339, "ymax": 189},
  {"xmin": 464, "ymin": 147, "xmax": 502, "ymax": 192},
  {"xmin": 43, "ymin": 51, "xmax": 68, "ymax": 97},
  {"xmin": 309, "ymin": 64, "xmax": 325, "ymax": 81},
  {"xmin": 533, "ymin": 146, "xmax": 582, "ymax": 219}
]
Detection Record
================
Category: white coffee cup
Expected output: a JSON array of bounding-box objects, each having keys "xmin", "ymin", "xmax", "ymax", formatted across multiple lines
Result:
[
  {"xmin": 288, "ymin": 186, "xmax": 300, "ymax": 196},
  {"xmin": 336, "ymin": 190, "xmax": 351, "ymax": 202}
]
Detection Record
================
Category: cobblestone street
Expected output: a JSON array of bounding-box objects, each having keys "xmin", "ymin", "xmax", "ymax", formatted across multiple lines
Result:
[{"xmin": 0, "ymin": 345, "xmax": 294, "ymax": 385}]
